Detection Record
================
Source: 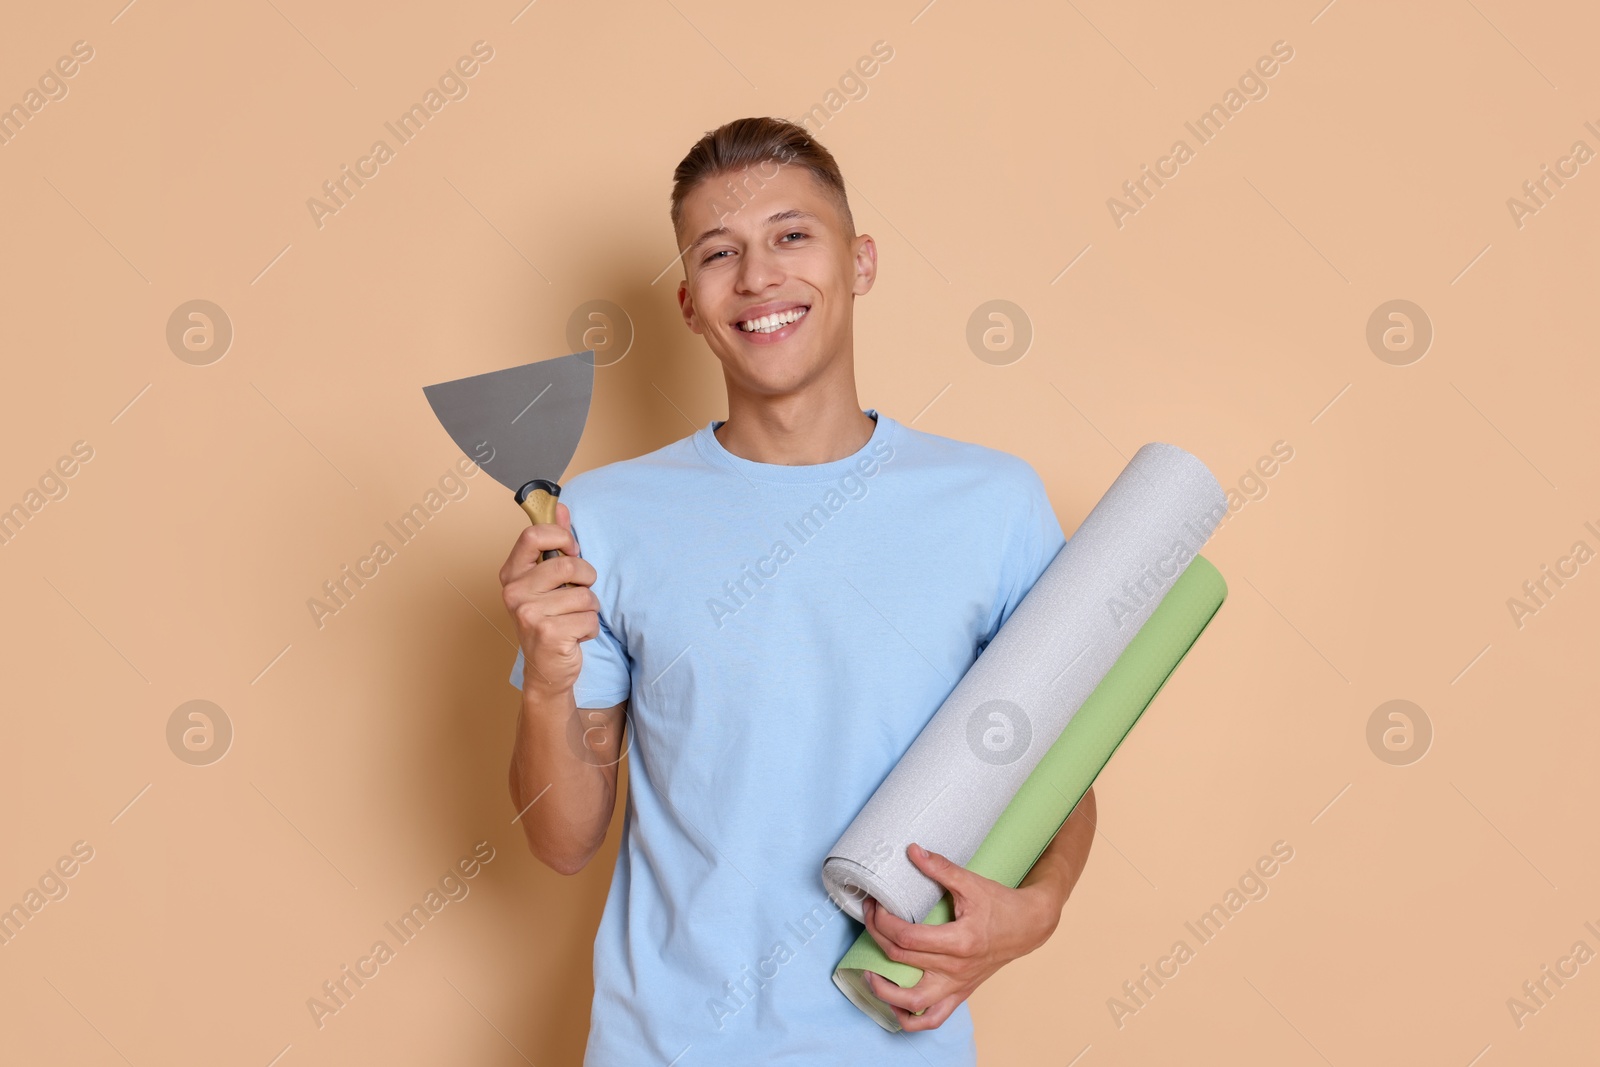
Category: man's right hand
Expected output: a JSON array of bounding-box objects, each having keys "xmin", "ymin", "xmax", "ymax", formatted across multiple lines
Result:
[{"xmin": 499, "ymin": 501, "xmax": 602, "ymax": 698}]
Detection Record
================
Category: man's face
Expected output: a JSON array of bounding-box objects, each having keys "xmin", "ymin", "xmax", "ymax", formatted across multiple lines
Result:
[{"xmin": 676, "ymin": 163, "xmax": 875, "ymax": 396}]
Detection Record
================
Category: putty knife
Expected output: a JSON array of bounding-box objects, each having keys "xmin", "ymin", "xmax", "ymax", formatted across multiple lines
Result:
[{"xmin": 423, "ymin": 351, "xmax": 594, "ymax": 563}]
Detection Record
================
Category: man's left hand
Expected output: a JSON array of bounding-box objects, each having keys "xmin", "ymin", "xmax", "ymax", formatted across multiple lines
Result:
[{"xmin": 858, "ymin": 787, "xmax": 1095, "ymax": 1031}]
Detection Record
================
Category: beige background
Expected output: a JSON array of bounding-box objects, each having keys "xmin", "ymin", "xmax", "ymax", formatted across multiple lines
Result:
[{"xmin": 2, "ymin": 0, "xmax": 1596, "ymax": 1063}]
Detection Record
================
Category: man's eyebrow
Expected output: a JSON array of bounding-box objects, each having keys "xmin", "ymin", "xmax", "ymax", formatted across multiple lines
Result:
[{"xmin": 685, "ymin": 209, "xmax": 819, "ymax": 257}]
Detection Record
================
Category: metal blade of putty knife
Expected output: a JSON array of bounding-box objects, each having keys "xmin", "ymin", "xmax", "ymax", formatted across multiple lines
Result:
[{"xmin": 423, "ymin": 350, "xmax": 595, "ymax": 561}]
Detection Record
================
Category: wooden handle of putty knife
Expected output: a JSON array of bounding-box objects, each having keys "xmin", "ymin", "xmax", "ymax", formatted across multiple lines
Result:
[{"xmin": 515, "ymin": 480, "xmax": 569, "ymax": 582}]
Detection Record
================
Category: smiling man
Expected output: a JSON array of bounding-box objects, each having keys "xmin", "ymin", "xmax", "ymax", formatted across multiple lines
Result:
[{"xmin": 501, "ymin": 116, "xmax": 1096, "ymax": 1065}]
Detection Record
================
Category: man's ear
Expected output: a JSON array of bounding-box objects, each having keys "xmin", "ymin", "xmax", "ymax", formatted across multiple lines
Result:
[
  {"xmin": 677, "ymin": 278, "xmax": 702, "ymax": 334},
  {"xmin": 851, "ymin": 234, "xmax": 878, "ymax": 297}
]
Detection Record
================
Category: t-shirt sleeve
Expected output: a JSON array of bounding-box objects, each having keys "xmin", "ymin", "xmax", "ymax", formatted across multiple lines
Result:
[
  {"xmin": 506, "ymin": 513, "xmax": 633, "ymax": 708},
  {"xmin": 979, "ymin": 464, "xmax": 1068, "ymax": 650}
]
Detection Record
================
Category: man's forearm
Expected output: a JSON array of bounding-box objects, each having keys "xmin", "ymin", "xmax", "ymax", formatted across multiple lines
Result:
[
  {"xmin": 1017, "ymin": 787, "xmax": 1096, "ymax": 928},
  {"xmin": 509, "ymin": 686, "xmax": 615, "ymax": 874}
]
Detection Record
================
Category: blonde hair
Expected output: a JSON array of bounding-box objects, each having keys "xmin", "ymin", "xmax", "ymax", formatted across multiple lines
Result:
[{"xmin": 670, "ymin": 116, "xmax": 854, "ymax": 239}]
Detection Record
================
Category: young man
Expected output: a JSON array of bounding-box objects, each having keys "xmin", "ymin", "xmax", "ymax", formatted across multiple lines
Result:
[{"xmin": 501, "ymin": 116, "xmax": 1096, "ymax": 1065}]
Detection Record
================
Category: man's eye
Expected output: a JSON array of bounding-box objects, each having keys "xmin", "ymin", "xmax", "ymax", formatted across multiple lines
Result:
[
  {"xmin": 781, "ymin": 231, "xmax": 807, "ymax": 242},
  {"xmin": 703, "ymin": 249, "xmax": 731, "ymax": 263}
]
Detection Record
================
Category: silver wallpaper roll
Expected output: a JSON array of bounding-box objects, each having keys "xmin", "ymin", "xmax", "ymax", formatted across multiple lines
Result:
[{"xmin": 822, "ymin": 442, "xmax": 1227, "ymax": 923}]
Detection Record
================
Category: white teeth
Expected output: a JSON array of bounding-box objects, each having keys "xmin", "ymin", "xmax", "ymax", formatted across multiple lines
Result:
[{"xmin": 738, "ymin": 306, "xmax": 807, "ymax": 333}]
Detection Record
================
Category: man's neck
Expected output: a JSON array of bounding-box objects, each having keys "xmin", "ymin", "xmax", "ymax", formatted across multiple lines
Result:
[{"xmin": 713, "ymin": 393, "xmax": 877, "ymax": 467}]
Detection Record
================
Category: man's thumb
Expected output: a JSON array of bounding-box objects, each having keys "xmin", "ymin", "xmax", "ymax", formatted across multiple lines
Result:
[{"xmin": 555, "ymin": 502, "xmax": 580, "ymax": 555}]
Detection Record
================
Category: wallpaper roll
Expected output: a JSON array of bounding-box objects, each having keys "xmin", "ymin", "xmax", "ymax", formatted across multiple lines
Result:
[
  {"xmin": 832, "ymin": 555, "xmax": 1228, "ymax": 1031},
  {"xmin": 822, "ymin": 442, "xmax": 1226, "ymax": 924}
]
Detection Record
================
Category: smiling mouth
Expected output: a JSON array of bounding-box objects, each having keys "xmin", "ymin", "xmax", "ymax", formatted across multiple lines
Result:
[{"xmin": 736, "ymin": 306, "xmax": 809, "ymax": 333}]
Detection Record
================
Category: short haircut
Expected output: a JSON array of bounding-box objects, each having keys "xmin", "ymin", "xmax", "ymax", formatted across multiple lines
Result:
[{"xmin": 670, "ymin": 116, "xmax": 855, "ymax": 242}]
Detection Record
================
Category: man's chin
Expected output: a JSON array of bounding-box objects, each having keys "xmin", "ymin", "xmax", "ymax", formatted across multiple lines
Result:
[{"xmin": 719, "ymin": 357, "xmax": 823, "ymax": 397}]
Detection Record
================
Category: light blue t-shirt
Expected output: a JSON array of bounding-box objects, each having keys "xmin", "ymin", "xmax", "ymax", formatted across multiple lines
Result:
[{"xmin": 509, "ymin": 408, "xmax": 1065, "ymax": 1066}]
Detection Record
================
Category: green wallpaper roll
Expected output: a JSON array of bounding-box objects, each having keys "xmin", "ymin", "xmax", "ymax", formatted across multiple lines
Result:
[{"xmin": 833, "ymin": 555, "xmax": 1228, "ymax": 1031}]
